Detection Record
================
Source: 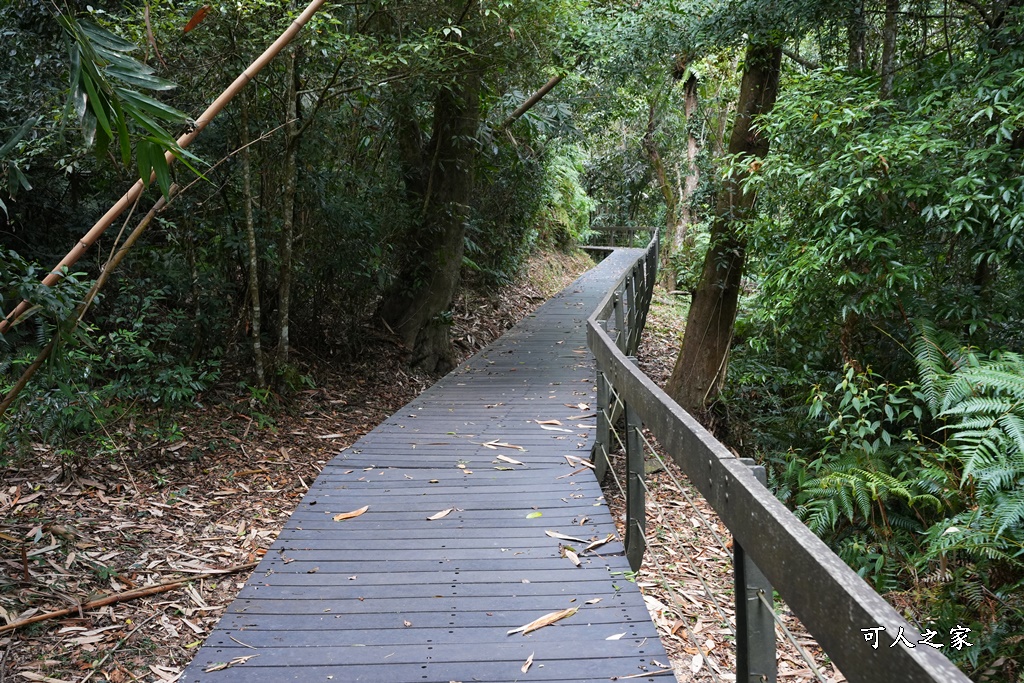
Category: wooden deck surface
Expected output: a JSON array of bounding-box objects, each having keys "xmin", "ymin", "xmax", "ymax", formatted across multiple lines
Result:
[{"xmin": 180, "ymin": 249, "xmax": 672, "ymax": 683}]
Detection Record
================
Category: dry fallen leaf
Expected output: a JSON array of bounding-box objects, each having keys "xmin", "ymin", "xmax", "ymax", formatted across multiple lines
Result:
[
  {"xmin": 204, "ymin": 654, "xmax": 259, "ymax": 672},
  {"xmin": 584, "ymin": 534, "xmax": 615, "ymax": 552},
  {"xmin": 606, "ymin": 633, "xmax": 626, "ymax": 641},
  {"xmin": 507, "ymin": 606, "xmax": 579, "ymax": 635},
  {"xmin": 690, "ymin": 654, "xmax": 704, "ymax": 674},
  {"xmin": 427, "ymin": 508, "xmax": 454, "ymax": 520},
  {"xmin": 17, "ymin": 673, "xmax": 75, "ymax": 683},
  {"xmin": 538, "ymin": 424, "xmax": 572, "ymax": 432},
  {"xmin": 545, "ymin": 529, "xmax": 586, "ymax": 543},
  {"xmin": 481, "ymin": 439, "xmax": 525, "ymax": 451},
  {"xmin": 403, "ymin": 620, "xmax": 412, "ymax": 627},
  {"xmin": 333, "ymin": 505, "xmax": 369, "ymax": 521},
  {"xmin": 521, "ymin": 652, "xmax": 534, "ymax": 673},
  {"xmin": 564, "ymin": 548, "xmax": 581, "ymax": 567},
  {"xmin": 495, "ymin": 454, "xmax": 524, "ymax": 466},
  {"xmin": 535, "ymin": 419, "xmax": 563, "ymax": 426},
  {"xmin": 584, "ymin": 598, "xmax": 602, "ymax": 605}
]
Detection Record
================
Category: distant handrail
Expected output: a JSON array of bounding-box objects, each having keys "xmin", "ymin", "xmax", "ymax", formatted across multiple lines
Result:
[
  {"xmin": 586, "ymin": 234, "xmax": 970, "ymax": 683},
  {"xmin": 585, "ymin": 225, "xmax": 656, "ymax": 248}
]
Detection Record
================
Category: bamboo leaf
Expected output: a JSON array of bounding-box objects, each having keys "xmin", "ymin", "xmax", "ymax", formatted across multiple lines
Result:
[
  {"xmin": 333, "ymin": 505, "xmax": 369, "ymax": 521},
  {"xmin": 507, "ymin": 606, "xmax": 578, "ymax": 635},
  {"xmin": 81, "ymin": 72, "xmax": 113, "ymax": 140}
]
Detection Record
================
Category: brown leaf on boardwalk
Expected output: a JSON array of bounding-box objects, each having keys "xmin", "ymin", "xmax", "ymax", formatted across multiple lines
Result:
[
  {"xmin": 333, "ymin": 505, "xmax": 369, "ymax": 521},
  {"xmin": 545, "ymin": 529, "xmax": 586, "ymax": 543},
  {"xmin": 204, "ymin": 654, "xmax": 258, "ymax": 672},
  {"xmin": 427, "ymin": 508, "xmax": 453, "ymax": 521},
  {"xmin": 521, "ymin": 652, "xmax": 535, "ymax": 673},
  {"xmin": 507, "ymin": 606, "xmax": 578, "ymax": 635},
  {"xmin": 535, "ymin": 419, "xmax": 563, "ymax": 426},
  {"xmin": 584, "ymin": 534, "xmax": 615, "ymax": 552},
  {"xmin": 495, "ymin": 454, "xmax": 524, "ymax": 466},
  {"xmin": 537, "ymin": 424, "xmax": 572, "ymax": 432},
  {"xmin": 564, "ymin": 548, "xmax": 581, "ymax": 567},
  {"xmin": 584, "ymin": 598, "xmax": 602, "ymax": 605}
]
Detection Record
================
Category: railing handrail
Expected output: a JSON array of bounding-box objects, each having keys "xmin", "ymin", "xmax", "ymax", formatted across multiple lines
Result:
[{"xmin": 586, "ymin": 235, "xmax": 970, "ymax": 683}]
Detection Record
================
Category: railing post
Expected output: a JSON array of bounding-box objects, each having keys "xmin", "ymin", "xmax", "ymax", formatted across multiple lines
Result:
[
  {"xmin": 592, "ymin": 368, "xmax": 610, "ymax": 482},
  {"xmin": 613, "ymin": 288, "xmax": 626, "ymax": 352},
  {"xmin": 624, "ymin": 270, "xmax": 637, "ymax": 354},
  {"xmin": 735, "ymin": 460, "xmax": 777, "ymax": 683},
  {"xmin": 624, "ymin": 376, "xmax": 645, "ymax": 572}
]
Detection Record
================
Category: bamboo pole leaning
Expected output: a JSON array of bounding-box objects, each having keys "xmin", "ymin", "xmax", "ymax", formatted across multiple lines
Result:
[{"xmin": 0, "ymin": 0, "xmax": 330, "ymax": 336}]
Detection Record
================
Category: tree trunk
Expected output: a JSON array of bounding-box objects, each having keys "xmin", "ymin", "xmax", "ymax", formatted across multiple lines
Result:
[
  {"xmin": 379, "ymin": 67, "xmax": 482, "ymax": 374},
  {"xmin": 676, "ymin": 72, "xmax": 700, "ymax": 269},
  {"xmin": 240, "ymin": 93, "xmax": 266, "ymax": 387},
  {"xmin": 642, "ymin": 100, "xmax": 679, "ymax": 288},
  {"xmin": 848, "ymin": 0, "xmax": 867, "ymax": 71},
  {"xmin": 666, "ymin": 41, "xmax": 782, "ymax": 412},
  {"xmin": 880, "ymin": 0, "xmax": 900, "ymax": 99},
  {"xmin": 276, "ymin": 46, "xmax": 299, "ymax": 368}
]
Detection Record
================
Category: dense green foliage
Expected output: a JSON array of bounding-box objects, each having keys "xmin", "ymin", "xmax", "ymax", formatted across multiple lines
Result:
[
  {"xmin": 710, "ymin": 1, "xmax": 1024, "ymax": 676},
  {"xmin": 1, "ymin": 0, "xmax": 594, "ymax": 455}
]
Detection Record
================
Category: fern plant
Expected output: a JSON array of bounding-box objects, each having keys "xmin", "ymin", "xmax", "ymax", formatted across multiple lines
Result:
[{"xmin": 914, "ymin": 320, "xmax": 1024, "ymax": 548}]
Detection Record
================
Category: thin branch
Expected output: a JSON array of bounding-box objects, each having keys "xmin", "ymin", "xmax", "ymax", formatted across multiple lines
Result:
[
  {"xmin": 0, "ymin": 562, "xmax": 258, "ymax": 635},
  {"xmin": 783, "ymin": 47, "xmax": 820, "ymax": 70}
]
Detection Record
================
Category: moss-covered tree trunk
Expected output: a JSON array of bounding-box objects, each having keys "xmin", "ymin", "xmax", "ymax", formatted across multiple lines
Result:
[
  {"xmin": 379, "ymin": 67, "xmax": 482, "ymax": 374},
  {"xmin": 666, "ymin": 41, "xmax": 781, "ymax": 412}
]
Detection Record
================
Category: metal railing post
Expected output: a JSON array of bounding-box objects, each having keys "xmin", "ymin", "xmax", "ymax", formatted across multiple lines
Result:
[
  {"xmin": 593, "ymin": 368, "xmax": 610, "ymax": 482},
  {"xmin": 735, "ymin": 460, "xmax": 777, "ymax": 683},
  {"xmin": 624, "ymin": 375, "xmax": 645, "ymax": 572},
  {"xmin": 624, "ymin": 270, "xmax": 637, "ymax": 354},
  {"xmin": 613, "ymin": 288, "xmax": 626, "ymax": 352}
]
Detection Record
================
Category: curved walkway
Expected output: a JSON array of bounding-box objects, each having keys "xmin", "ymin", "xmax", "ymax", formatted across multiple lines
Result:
[{"xmin": 180, "ymin": 249, "xmax": 670, "ymax": 683}]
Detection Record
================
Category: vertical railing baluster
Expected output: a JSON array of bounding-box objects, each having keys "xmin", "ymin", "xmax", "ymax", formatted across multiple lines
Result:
[
  {"xmin": 624, "ymin": 379, "xmax": 645, "ymax": 572},
  {"xmin": 593, "ymin": 367, "xmax": 610, "ymax": 482},
  {"xmin": 735, "ymin": 460, "xmax": 777, "ymax": 683},
  {"xmin": 614, "ymin": 287, "xmax": 626, "ymax": 352},
  {"xmin": 624, "ymin": 269, "xmax": 637, "ymax": 354}
]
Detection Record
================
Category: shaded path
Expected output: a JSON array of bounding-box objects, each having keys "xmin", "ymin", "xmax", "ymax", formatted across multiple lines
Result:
[{"xmin": 180, "ymin": 249, "xmax": 670, "ymax": 683}]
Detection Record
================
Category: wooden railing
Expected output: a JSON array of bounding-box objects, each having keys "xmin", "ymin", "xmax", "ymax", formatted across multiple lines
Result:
[
  {"xmin": 586, "ymin": 225, "xmax": 657, "ymax": 248},
  {"xmin": 587, "ymin": 234, "xmax": 970, "ymax": 683}
]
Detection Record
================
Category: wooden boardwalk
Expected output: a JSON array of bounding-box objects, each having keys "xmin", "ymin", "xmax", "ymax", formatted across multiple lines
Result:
[{"xmin": 180, "ymin": 249, "xmax": 671, "ymax": 683}]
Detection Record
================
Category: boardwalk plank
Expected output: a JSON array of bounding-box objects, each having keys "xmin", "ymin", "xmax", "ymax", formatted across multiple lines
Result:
[{"xmin": 179, "ymin": 249, "xmax": 668, "ymax": 683}]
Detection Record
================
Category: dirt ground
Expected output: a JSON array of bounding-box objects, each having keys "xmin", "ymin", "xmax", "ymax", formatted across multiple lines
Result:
[{"xmin": 2, "ymin": 256, "xmax": 841, "ymax": 683}]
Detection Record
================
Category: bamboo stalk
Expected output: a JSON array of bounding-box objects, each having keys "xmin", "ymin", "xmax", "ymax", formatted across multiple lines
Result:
[
  {"xmin": 498, "ymin": 74, "xmax": 564, "ymax": 130},
  {"xmin": 0, "ymin": 0, "xmax": 330, "ymax": 335},
  {"xmin": 0, "ymin": 561, "xmax": 258, "ymax": 635},
  {"xmin": 0, "ymin": 189, "xmax": 174, "ymax": 422}
]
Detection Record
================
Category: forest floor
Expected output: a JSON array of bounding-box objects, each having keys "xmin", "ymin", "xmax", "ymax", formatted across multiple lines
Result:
[{"xmin": 2, "ymin": 250, "xmax": 838, "ymax": 683}]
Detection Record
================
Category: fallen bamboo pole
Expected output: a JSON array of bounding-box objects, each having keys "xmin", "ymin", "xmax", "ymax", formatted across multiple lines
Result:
[
  {"xmin": 0, "ymin": 0, "xmax": 329, "ymax": 335},
  {"xmin": 0, "ymin": 561, "xmax": 258, "ymax": 635}
]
